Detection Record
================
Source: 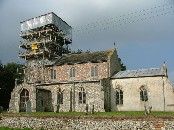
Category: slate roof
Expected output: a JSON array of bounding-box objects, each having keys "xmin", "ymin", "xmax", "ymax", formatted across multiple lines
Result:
[
  {"xmin": 53, "ymin": 49, "xmax": 115, "ymax": 66},
  {"xmin": 111, "ymin": 68, "xmax": 165, "ymax": 79}
]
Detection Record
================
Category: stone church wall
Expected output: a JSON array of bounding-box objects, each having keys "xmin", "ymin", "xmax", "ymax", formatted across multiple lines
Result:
[
  {"xmin": 101, "ymin": 78, "xmax": 111, "ymax": 112},
  {"xmin": 37, "ymin": 81, "xmax": 105, "ymax": 112},
  {"xmin": 25, "ymin": 60, "xmax": 43, "ymax": 84},
  {"xmin": 45, "ymin": 62, "xmax": 108, "ymax": 83},
  {"xmin": 109, "ymin": 49, "xmax": 121, "ymax": 77},
  {"xmin": 9, "ymin": 83, "xmax": 36, "ymax": 113},
  {"xmin": 163, "ymin": 77, "xmax": 174, "ymax": 111},
  {"xmin": 111, "ymin": 76, "xmax": 174, "ymax": 111},
  {"xmin": 36, "ymin": 89, "xmax": 53, "ymax": 112}
]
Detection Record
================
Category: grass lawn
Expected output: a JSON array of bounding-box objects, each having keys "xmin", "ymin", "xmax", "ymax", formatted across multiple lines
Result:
[
  {"xmin": 0, "ymin": 127, "xmax": 32, "ymax": 130},
  {"xmin": 2, "ymin": 111, "xmax": 174, "ymax": 117}
]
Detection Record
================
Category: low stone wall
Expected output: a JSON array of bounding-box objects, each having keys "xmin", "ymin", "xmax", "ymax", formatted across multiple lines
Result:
[{"xmin": 1, "ymin": 115, "xmax": 174, "ymax": 130}]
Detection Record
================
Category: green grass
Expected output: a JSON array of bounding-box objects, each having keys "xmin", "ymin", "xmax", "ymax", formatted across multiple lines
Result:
[
  {"xmin": 149, "ymin": 111, "xmax": 174, "ymax": 116},
  {"xmin": 2, "ymin": 111, "xmax": 174, "ymax": 117},
  {"xmin": 0, "ymin": 127, "xmax": 31, "ymax": 130}
]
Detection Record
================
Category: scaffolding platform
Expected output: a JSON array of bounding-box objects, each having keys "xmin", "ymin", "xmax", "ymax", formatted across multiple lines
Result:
[{"xmin": 20, "ymin": 12, "xmax": 72, "ymax": 43}]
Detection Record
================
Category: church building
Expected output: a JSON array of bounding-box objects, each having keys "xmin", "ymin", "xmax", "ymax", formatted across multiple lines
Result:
[
  {"xmin": 111, "ymin": 66, "xmax": 174, "ymax": 111},
  {"xmin": 9, "ymin": 12, "xmax": 174, "ymax": 113}
]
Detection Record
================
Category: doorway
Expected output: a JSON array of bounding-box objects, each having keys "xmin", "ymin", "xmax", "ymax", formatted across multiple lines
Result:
[{"xmin": 20, "ymin": 89, "xmax": 29, "ymax": 112}]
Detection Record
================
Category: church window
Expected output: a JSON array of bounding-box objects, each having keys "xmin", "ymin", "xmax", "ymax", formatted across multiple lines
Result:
[
  {"xmin": 50, "ymin": 69, "xmax": 56, "ymax": 79},
  {"xmin": 91, "ymin": 66, "xmax": 98, "ymax": 77},
  {"xmin": 20, "ymin": 89, "xmax": 29, "ymax": 112},
  {"xmin": 116, "ymin": 90, "xmax": 123, "ymax": 105},
  {"xmin": 70, "ymin": 67, "xmax": 76, "ymax": 78},
  {"xmin": 79, "ymin": 87, "xmax": 86, "ymax": 104},
  {"xmin": 57, "ymin": 88, "xmax": 63, "ymax": 104},
  {"xmin": 140, "ymin": 89, "xmax": 148, "ymax": 101}
]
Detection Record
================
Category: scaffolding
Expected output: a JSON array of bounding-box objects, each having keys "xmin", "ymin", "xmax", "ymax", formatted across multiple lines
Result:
[
  {"xmin": 19, "ymin": 12, "xmax": 72, "ymax": 59},
  {"xmin": 20, "ymin": 12, "xmax": 72, "ymax": 43},
  {"xmin": 18, "ymin": 12, "xmax": 72, "ymax": 84}
]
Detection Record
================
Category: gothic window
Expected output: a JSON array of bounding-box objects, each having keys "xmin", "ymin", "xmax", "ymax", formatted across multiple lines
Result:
[
  {"xmin": 116, "ymin": 90, "xmax": 123, "ymax": 105},
  {"xmin": 57, "ymin": 88, "xmax": 63, "ymax": 104},
  {"xmin": 140, "ymin": 88, "xmax": 148, "ymax": 101},
  {"xmin": 79, "ymin": 87, "xmax": 86, "ymax": 104},
  {"xmin": 91, "ymin": 66, "xmax": 98, "ymax": 77},
  {"xmin": 20, "ymin": 89, "xmax": 29, "ymax": 112},
  {"xmin": 50, "ymin": 69, "xmax": 56, "ymax": 79},
  {"xmin": 70, "ymin": 67, "xmax": 76, "ymax": 78}
]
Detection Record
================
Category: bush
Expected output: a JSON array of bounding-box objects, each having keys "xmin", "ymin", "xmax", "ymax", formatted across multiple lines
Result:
[{"xmin": 0, "ymin": 106, "xmax": 3, "ymax": 113}]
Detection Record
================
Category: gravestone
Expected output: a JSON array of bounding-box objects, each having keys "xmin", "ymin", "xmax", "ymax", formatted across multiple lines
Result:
[
  {"xmin": 144, "ymin": 106, "xmax": 148, "ymax": 115},
  {"xmin": 85, "ymin": 104, "xmax": 88, "ymax": 115},
  {"xmin": 91, "ymin": 104, "xmax": 94, "ymax": 115},
  {"xmin": 26, "ymin": 100, "xmax": 32, "ymax": 114},
  {"xmin": 56, "ymin": 103, "xmax": 60, "ymax": 113},
  {"xmin": 148, "ymin": 106, "xmax": 152, "ymax": 114}
]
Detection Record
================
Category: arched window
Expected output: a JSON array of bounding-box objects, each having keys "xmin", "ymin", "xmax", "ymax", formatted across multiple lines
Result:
[
  {"xmin": 91, "ymin": 66, "xmax": 98, "ymax": 77},
  {"xmin": 140, "ymin": 86, "xmax": 148, "ymax": 101},
  {"xmin": 140, "ymin": 89, "xmax": 148, "ymax": 101},
  {"xmin": 70, "ymin": 67, "xmax": 76, "ymax": 78},
  {"xmin": 116, "ymin": 90, "xmax": 123, "ymax": 105},
  {"xmin": 57, "ymin": 88, "xmax": 63, "ymax": 104},
  {"xmin": 79, "ymin": 87, "xmax": 86, "ymax": 104},
  {"xmin": 50, "ymin": 69, "xmax": 56, "ymax": 79},
  {"xmin": 20, "ymin": 89, "xmax": 29, "ymax": 112}
]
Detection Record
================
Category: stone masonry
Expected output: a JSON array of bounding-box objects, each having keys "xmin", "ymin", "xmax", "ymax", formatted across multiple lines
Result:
[
  {"xmin": 9, "ymin": 48, "xmax": 120, "ymax": 113},
  {"xmin": 1, "ymin": 115, "xmax": 174, "ymax": 130}
]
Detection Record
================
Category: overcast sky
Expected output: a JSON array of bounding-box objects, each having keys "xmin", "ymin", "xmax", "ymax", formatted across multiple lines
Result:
[{"xmin": 0, "ymin": 0, "xmax": 174, "ymax": 83}]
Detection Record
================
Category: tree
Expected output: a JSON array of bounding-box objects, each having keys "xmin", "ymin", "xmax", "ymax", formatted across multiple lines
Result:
[
  {"xmin": 0, "ymin": 60, "xmax": 3, "ymax": 70},
  {"xmin": 118, "ymin": 58, "xmax": 126, "ymax": 71},
  {"xmin": 0, "ymin": 62, "xmax": 24, "ymax": 110},
  {"xmin": 4, "ymin": 63, "xmax": 24, "ymax": 84}
]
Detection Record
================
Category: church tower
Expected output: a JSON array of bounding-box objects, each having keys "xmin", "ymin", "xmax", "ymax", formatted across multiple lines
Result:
[{"xmin": 19, "ymin": 12, "xmax": 72, "ymax": 84}]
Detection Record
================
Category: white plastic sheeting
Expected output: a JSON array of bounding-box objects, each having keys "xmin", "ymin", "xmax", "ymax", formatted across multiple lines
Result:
[{"xmin": 20, "ymin": 12, "xmax": 72, "ymax": 42}]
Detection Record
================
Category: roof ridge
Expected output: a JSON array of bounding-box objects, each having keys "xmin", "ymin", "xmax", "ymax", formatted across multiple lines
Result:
[
  {"xmin": 88, "ymin": 48, "xmax": 115, "ymax": 53},
  {"xmin": 66, "ymin": 48, "xmax": 115, "ymax": 56},
  {"xmin": 120, "ymin": 67, "xmax": 162, "ymax": 72}
]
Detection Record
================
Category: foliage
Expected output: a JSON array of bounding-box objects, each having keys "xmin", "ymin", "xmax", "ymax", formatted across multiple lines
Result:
[
  {"xmin": 0, "ymin": 60, "xmax": 3, "ymax": 70},
  {"xmin": 118, "ymin": 58, "xmax": 126, "ymax": 71},
  {"xmin": 0, "ymin": 62, "xmax": 24, "ymax": 110},
  {"xmin": 4, "ymin": 63, "xmax": 24, "ymax": 84}
]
